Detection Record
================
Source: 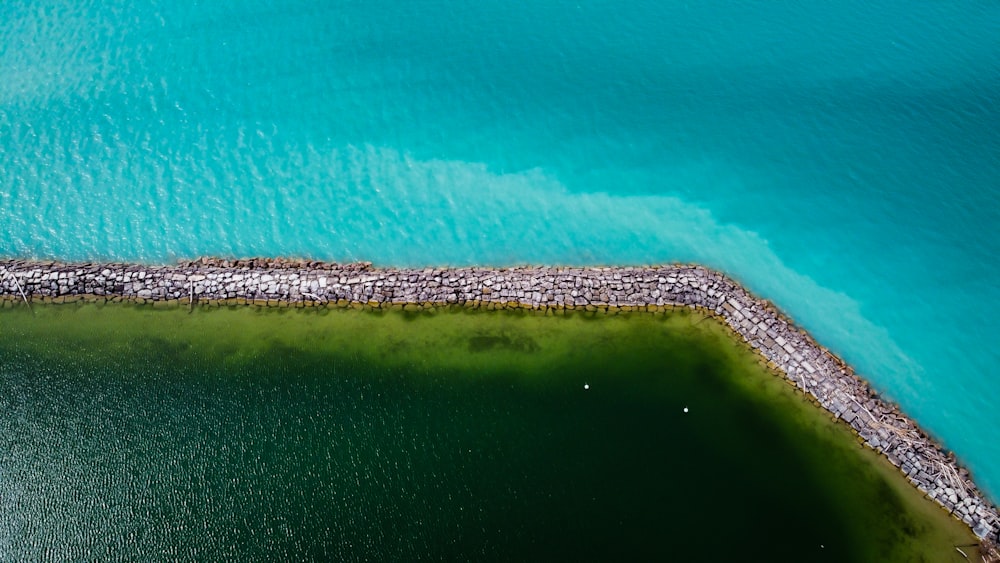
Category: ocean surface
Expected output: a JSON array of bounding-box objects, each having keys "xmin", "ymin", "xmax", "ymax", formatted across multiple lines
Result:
[{"xmin": 1, "ymin": 0, "xmax": 999, "ymax": 497}]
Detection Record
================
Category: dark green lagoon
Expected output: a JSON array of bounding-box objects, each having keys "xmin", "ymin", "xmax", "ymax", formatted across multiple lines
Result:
[{"xmin": 0, "ymin": 304, "xmax": 977, "ymax": 561}]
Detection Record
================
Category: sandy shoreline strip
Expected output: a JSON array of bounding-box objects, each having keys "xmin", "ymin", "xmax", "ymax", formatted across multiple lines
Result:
[{"xmin": 2, "ymin": 256, "xmax": 998, "ymax": 544}]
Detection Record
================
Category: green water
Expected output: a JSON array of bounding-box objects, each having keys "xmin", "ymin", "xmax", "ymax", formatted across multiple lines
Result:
[{"xmin": 0, "ymin": 304, "xmax": 977, "ymax": 561}]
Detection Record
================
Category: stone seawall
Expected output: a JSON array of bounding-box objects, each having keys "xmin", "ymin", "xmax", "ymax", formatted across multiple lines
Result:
[{"xmin": 2, "ymin": 257, "xmax": 997, "ymax": 544}]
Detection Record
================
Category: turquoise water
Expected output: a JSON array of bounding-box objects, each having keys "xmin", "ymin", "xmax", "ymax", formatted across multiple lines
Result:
[{"xmin": 1, "ymin": 0, "xmax": 999, "ymax": 497}]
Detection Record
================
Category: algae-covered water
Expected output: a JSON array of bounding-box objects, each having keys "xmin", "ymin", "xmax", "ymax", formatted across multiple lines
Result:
[{"xmin": 0, "ymin": 305, "xmax": 978, "ymax": 561}]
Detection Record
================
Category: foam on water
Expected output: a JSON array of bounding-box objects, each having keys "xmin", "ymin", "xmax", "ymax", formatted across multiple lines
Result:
[{"xmin": 1, "ymin": 0, "xmax": 999, "ymax": 496}]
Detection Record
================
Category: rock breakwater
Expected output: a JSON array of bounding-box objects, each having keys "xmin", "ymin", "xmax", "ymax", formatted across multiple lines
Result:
[{"xmin": 2, "ymin": 257, "xmax": 997, "ymax": 545}]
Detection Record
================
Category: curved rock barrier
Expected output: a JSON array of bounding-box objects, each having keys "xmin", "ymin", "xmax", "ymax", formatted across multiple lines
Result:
[{"xmin": 2, "ymin": 257, "xmax": 998, "ymax": 545}]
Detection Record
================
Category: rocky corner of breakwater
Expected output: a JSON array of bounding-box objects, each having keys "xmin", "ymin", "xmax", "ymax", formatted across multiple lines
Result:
[{"xmin": 1, "ymin": 257, "xmax": 998, "ymax": 546}]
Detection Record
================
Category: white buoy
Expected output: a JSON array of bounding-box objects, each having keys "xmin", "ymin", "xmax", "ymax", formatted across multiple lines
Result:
[
  {"xmin": 683, "ymin": 407, "xmax": 689, "ymax": 413},
  {"xmin": 584, "ymin": 384, "xmax": 590, "ymax": 390}
]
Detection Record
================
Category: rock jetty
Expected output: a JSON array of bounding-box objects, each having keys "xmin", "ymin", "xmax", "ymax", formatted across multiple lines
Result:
[{"xmin": 1, "ymin": 257, "xmax": 997, "ymax": 544}]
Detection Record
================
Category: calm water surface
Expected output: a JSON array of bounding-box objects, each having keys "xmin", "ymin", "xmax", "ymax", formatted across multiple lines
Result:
[{"xmin": 0, "ymin": 305, "xmax": 978, "ymax": 560}]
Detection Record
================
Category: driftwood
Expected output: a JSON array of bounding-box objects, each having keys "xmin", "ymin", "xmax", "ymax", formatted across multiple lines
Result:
[{"xmin": 0, "ymin": 266, "xmax": 32, "ymax": 312}]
